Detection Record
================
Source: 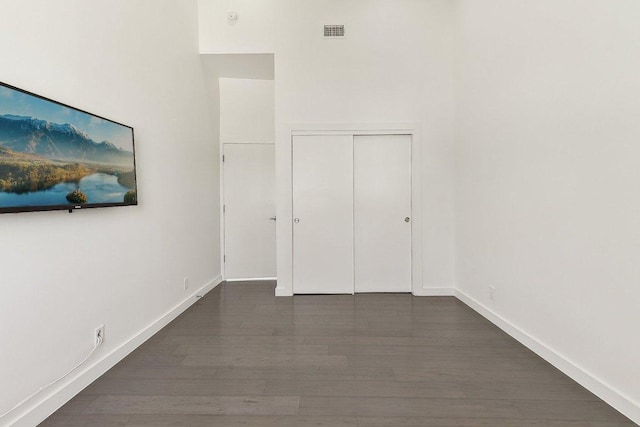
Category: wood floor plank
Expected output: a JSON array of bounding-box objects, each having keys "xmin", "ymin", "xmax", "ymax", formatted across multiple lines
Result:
[
  {"xmin": 298, "ymin": 396, "xmax": 521, "ymax": 418},
  {"xmin": 126, "ymin": 415, "xmax": 358, "ymax": 427},
  {"xmin": 510, "ymin": 399, "xmax": 635, "ymax": 422},
  {"xmin": 172, "ymin": 343, "xmax": 328, "ymax": 355},
  {"xmin": 83, "ymin": 395, "xmax": 300, "ymax": 415},
  {"xmin": 117, "ymin": 353, "xmax": 186, "ymax": 367},
  {"xmin": 330, "ymin": 344, "xmax": 536, "ymax": 361},
  {"xmin": 460, "ymin": 381, "xmax": 601, "ymax": 401},
  {"xmin": 356, "ymin": 417, "xmax": 636, "ymax": 427},
  {"xmin": 38, "ymin": 414, "xmax": 131, "ymax": 427},
  {"xmin": 182, "ymin": 354, "xmax": 348, "ymax": 368},
  {"xmin": 393, "ymin": 366, "xmax": 576, "ymax": 384},
  {"xmin": 103, "ymin": 365, "xmax": 219, "ymax": 381},
  {"xmin": 264, "ymin": 379, "xmax": 466, "ymax": 398},
  {"xmin": 39, "ymin": 281, "xmax": 634, "ymax": 426},
  {"xmin": 161, "ymin": 326, "xmax": 276, "ymax": 337},
  {"xmin": 210, "ymin": 366, "xmax": 396, "ymax": 381},
  {"xmin": 51, "ymin": 394, "xmax": 99, "ymax": 414},
  {"xmin": 161, "ymin": 335, "xmax": 305, "ymax": 346},
  {"xmin": 82, "ymin": 378, "xmax": 267, "ymax": 396},
  {"xmin": 303, "ymin": 334, "xmax": 452, "ymax": 347}
]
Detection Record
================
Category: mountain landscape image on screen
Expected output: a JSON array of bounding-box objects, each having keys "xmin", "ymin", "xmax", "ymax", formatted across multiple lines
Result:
[{"xmin": 0, "ymin": 84, "xmax": 137, "ymax": 212}]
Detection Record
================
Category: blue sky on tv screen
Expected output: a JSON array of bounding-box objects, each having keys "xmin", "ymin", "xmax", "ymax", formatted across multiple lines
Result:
[{"xmin": 0, "ymin": 85, "xmax": 133, "ymax": 152}]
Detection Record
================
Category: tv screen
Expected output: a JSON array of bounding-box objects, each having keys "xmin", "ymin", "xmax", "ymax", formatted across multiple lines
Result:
[{"xmin": 0, "ymin": 82, "xmax": 137, "ymax": 214}]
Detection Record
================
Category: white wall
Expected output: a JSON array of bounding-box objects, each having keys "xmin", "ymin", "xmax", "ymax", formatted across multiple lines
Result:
[
  {"xmin": 220, "ymin": 78, "xmax": 275, "ymax": 143},
  {"xmin": 0, "ymin": 1, "xmax": 220, "ymax": 425},
  {"xmin": 198, "ymin": 1, "xmax": 456, "ymax": 294},
  {"xmin": 198, "ymin": 0, "xmax": 274, "ymax": 53},
  {"xmin": 454, "ymin": 0, "xmax": 640, "ymax": 422},
  {"xmin": 202, "ymin": 54, "xmax": 275, "ymax": 81},
  {"xmin": 273, "ymin": 0, "xmax": 456, "ymax": 295}
]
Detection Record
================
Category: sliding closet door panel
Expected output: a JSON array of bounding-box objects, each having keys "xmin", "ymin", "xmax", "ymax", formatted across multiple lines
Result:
[
  {"xmin": 292, "ymin": 135, "xmax": 354, "ymax": 294},
  {"xmin": 354, "ymin": 135, "xmax": 412, "ymax": 293}
]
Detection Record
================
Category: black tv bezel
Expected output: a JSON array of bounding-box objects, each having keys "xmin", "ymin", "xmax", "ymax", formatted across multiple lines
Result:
[{"xmin": 0, "ymin": 81, "xmax": 138, "ymax": 214}]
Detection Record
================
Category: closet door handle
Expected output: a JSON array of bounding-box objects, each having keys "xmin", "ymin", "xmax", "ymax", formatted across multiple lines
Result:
[
  {"xmin": 269, "ymin": 217, "xmax": 277, "ymax": 221},
  {"xmin": 404, "ymin": 217, "xmax": 411, "ymax": 223}
]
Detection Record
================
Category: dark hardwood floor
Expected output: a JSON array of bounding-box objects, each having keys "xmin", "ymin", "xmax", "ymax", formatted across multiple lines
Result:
[{"xmin": 41, "ymin": 281, "xmax": 634, "ymax": 426}]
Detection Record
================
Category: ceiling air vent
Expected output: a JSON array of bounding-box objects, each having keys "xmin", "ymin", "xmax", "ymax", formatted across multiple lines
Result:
[{"xmin": 324, "ymin": 24, "xmax": 345, "ymax": 38}]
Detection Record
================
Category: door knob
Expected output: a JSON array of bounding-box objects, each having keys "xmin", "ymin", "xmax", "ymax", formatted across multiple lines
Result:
[
  {"xmin": 269, "ymin": 217, "xmax": 277, "ymax": 221},
  {"xmin": 404, "ymin": 217, "xmax": 411, "ymax": 223},
  {"xmin": 294, "ymin": 218, "xmax": 300, "ymax": 223}
]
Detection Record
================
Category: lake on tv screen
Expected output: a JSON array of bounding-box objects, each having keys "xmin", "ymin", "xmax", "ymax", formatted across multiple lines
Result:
[{"xmin": 0, "ymin": 173, "xmax": 130, "ymax": 208}]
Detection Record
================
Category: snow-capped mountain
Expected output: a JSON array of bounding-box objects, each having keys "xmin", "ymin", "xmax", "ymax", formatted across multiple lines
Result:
[{"xmin": 0, "ymin": 114, "xmax": 133, "ymax": 166}]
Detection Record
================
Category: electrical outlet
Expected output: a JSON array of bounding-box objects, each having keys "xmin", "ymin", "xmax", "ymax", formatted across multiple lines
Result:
[
  {"xmin": 94, "ymin": 324, "xmax": 105, "ymax": 346},
  {"xmin": 184, "ymin": 277, "xmax": 190, "ymax": 290},
  {"xmin": 489, "ymin": 286, "xmax": 496, "ymax": 301}
]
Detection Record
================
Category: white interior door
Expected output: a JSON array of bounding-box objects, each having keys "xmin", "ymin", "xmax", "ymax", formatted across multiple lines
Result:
[
  {"xmin": 354, "ymin": 135, "xmax": 412, "ymax": 292},
  {"xmin": 223, "ymin": 143, "xmax": 276, "ymax": 279},
  {"xmin": 292, "ymin": 135, "xmax": 354, "ymax": 294}
]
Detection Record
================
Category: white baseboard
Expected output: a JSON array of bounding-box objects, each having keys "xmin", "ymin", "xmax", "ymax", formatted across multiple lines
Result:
[
  {"xmin": 275, "ymin": 287, "xmax": 293, "ymax": 297},
  {"xmin": 455, "ymin": 289, "xmax": 640, "ymax": 425},
  {"xmin": 274, "ymin": 287, "xmax": 456, "ymax": 297},
  {"xmin": 10, "ymin": 275, "xmax": 223, "ymax": 427},
  {"xmin": 413, "ymin": 287, "xmax": 455, "ymax": 296}
]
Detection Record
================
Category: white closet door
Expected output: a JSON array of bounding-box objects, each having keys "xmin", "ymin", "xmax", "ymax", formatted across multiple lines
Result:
[
  {"xmin": 293, "ymin": 135, "xmax": 354, "ymax": 294},
  {"xmin": 354, "ymin": 135, "xmax": 412, "ymax": 293},
  {"xmin": 223, "ymin": 143, "xmax": 276, "ymax": 279}
]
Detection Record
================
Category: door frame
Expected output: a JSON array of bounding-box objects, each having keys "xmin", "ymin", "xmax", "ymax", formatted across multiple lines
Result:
[
  {"xmin": 221, "ymin": 142, "xmax": 277, "ymax": 281},
  {"xmin": 275, "ymin": 123, "xmax": 423, "ymax": 296}
]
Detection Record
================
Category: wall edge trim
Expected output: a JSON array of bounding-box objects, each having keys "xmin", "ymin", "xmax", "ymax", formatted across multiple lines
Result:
[
  {"xmin": 454, "ymin": 289, "xmax": 640, "ymax": 425},
  {"xmin": 275, "ymin": 287, "xmax": 293, "ymax": 297},
  {"xmin": 413, "ymin": 287, "xmax": 455, "ymax": 296},
  {"xmin": 11, "ymin": 276, "xmax": 224, "ymax": 427}
]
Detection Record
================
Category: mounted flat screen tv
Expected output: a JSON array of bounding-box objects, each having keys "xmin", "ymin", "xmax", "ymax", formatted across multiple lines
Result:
[{"xmin": 0, "ymin": 82, "xmax": 137, "ymax": 214}]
